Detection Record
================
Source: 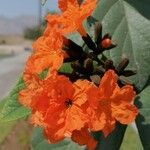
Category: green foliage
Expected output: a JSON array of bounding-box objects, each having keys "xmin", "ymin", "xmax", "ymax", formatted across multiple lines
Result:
[
  {"xmin": 135, "ymin": 85, "xmax": 150, "ymax": 150},
  {"xmin": 92, "ymin": 0, "xmax": 150, "ymax": 91},
  {"xmin": 0, "ymin": 100, "xmax": 17, "ymax": 144},
  {"xmin": 0, "ymin": 78, "xmax": 31, "ymax": 122},
  {"xmin": 120, "ymin": 126, "xmax": 143, "ymax": 150},
  {"xmin": 31, "ymin": 128, "xmax": 84, "ymax": 150},
  {"xmin": 59, "ymin": 63, "xmax": 73, "ymax": 73},
  {"xmin": 93, "ymin": 123, "xmax": 127, "ymax": 150}
]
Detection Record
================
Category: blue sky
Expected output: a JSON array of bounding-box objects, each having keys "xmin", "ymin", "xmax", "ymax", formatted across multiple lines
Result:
[{"xmin": 0, "ymin": 0, "xmax": 57, "ymax": 18}]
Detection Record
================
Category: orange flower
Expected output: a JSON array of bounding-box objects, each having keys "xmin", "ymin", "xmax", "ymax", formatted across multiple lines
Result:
[
  {"xmin": 42, "ymin": 79, "xmax": 95, "ymax": 142},
  {"xmin": 45, "ymin": 0, "xmax": 97, "ymax": 36},
  {"xmin": 58, "ymin": 0, "xmax": 78, "ymax": 12},
  {"xmin": 87, "ymin": 70, "xmax": 138, "ymax": 137},
  {"xmin": 72, "ymin": 126, "xmax": 97, "ymax": 150},
  {"xmin": 25, "ymin": 31, "xmax": 66, "ymax": 76},
  {"xmin": 19, "ymin": 71, "xmax": 96, "ymax": 143},
  {"xmin": 19, "ymin": 71, "xmax": 43, "ymax": 107}
]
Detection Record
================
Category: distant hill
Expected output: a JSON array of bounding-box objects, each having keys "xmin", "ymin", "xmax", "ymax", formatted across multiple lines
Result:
[{"xmin": 0, "ymin": 15, "xmax": 38, "ymax": 35}]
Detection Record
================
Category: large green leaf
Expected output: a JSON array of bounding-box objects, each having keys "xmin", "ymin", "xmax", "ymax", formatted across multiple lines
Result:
[
  {"xmin": 0, "ymin": 78, "xmax": 31, "ymax": 122},
  {"xmin": 87, "ymin": 0, "xmax": 150, "ymax": 149},
  {"xmin": 0, "ymin": 100, "xmax": 17, "ymax": 144},
  {"xmin": 31, "ymin": 128, "xmax": 84, "ymax": 150},
  {"xmin": 93, "ymin": 123, "xmax": 127, "ymax": 150},
  {"xmin": 135, "ymin": 84, "xmax": 150, "ymax": 150},
  {"xmin": 92, "ymin": 0, "xmax": 150, "ymax": 91},
  {"xmin": 120, "ymin": 126, "xmax": 143, "ymax": 150}
]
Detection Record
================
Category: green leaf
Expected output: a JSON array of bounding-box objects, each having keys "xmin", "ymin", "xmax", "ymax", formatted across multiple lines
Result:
[
  {"xmin": 31, "ymin": 128, "xmax": 84, "ymax": 150},
  {"xmin": 92, "ymin": 0, "xmax": 150, "ymax": 91},
  {"xmin": 0, "ymin": 78, "xmax": 31, "ymax": 122},
  {"xmin": 68, "ymin": 33, "xmax": 84, "ymax": 47},
  {"xmin": 58, "ymin": 63, "xmax": 73, "ymax": 73},
  {"xmin": 135, "ymin": 84, "xmax": 150, "ymax": 150},
  {"xmin": 87, "ymin": 0, "xmax": 150, "ymax": 149},
  {"xmin": 120, "ymin": 126, "xmax": 143, "ymax": 150},
  {"xmin": 39, "ymin": 69, "xmax": 48, "ymax": 79},
  {"xmin": 0, "ymin": 100, "xmax": 17, "ymax": 144},
  {"xmin": 93, "ymin": 123, "xmax": 127, "ymax": 150}
]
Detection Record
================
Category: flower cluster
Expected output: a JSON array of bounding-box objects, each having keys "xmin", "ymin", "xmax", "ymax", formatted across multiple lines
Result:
[{"xmin": 19, "ymin": 0, "xmax": 138, "ymax": 149}]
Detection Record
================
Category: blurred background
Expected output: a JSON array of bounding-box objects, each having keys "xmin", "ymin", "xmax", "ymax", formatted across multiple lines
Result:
[
  {"xmin": 0, "ymin": 1, "xmax": 57, "ymax": 149},
  {"xmin": 0, "ymin": 0, "xmax": 57, "ymax": 99},
  {"xmin": 0, "ymin": 0, "xmax": 143, "ymax": 150}
]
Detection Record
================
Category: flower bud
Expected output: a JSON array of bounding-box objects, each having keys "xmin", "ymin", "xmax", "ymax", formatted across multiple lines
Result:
[
  {"xmin": 71, "ymin": 61, "xmax": 87, "ymax": 74},
  {"xmin": 94, "ymin": 22, "xmax": 102, "ymax": 44},
  {"xmin": 101, "ymin": 38, "xmax": 112, "ymax": 49},
  {"xmin": 63, "ymin": 38, "xmax": 84, "ymax": 62},
  {"xmin": 104, "ymin": 59, "xmax": 115, "ymax": 70},
  {"xmin": 117, "ymin": 58, "xmax": 129, "ymax": 74},
  {"xmin": 84, "ymin": 58, "xmax": 94, "ymax": 73}
]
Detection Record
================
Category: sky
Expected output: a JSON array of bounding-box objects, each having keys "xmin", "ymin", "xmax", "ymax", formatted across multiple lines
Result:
[{"xmin": 0, "ymin": 0, "xmax": 57, "ymax": 18}]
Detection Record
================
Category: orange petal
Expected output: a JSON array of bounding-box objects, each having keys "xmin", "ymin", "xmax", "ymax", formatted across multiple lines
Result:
[
  {"xmin": 65, "ymin": 105, "xmax": 88, "ymax": 132},
  {"xmin": 72, "ymin": 126, "xmax": 97, "ymax": 150},
  {"xmin": 111, "ymin": 102, "xmax": 138, "ymax": 124},
  {"xmin": 77, "ymin": 25, "xmax": 87, "ymax": 37},
  {"xmin": 58, "ymin": 0, "xmax": 78, "ymax": 12},
  {"xmin": 88, "ymin": 109, "xmax": 106, "ymax": 131},
  {"xmin": 44, "ymin": 103, "xmax": 66, "ymax": 127},
  {"xmin": 19, "ymin": 72, "xmax": 42, "ymax": 107},
  {"xmin": 32, "ymin": 36, "xmax": 47, "ymax": 52},
  {"xmin": 49, "ymin": 0, "xmax": 97, "ymax": 36},
  {"xmin": 73, "ymin": 79, "xmax": 94, "ymax": 106},
  {"xmin": 99, "ymin": 70, "xmax": 118, "ymax": 98},
  {"xmin": 44, "ymin": 126, "xmax": 65, "ymax": 143},
  {"xmin": 111, "ymin": 85, "xmax": 136, "ymax": 103},
  {"xmin": 44, "ymin": 14, "xmax": 63, "ymax": 35},
  {"xmin": 30, "ymin": 111, "xmax": 44, "ymax": 126},
  {"xmin": 19, "ymin": 89, "xmax": 33, "ymax": 107},
  {"xmin": 80, "ymin": 0, "xmax": 97, "ymax": 21},
  {"xmin": 102, "ymin": 117, "xmax": 116, "ymax": 137},
  {"xmin": 30, "ymin": 92, "xmax": 50, "ymax": 113},
  {"xmin": 26, "ymin": 51, "xmax": 64, "ymax": 74}
]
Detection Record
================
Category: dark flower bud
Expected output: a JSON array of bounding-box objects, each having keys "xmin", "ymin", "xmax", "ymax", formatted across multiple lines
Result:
[
  {"xmin": 118, "ymin": 76, "xmax": 133, "ymax": 86},
  {"xmin": 117, "ymin": 58, "xmax": 129, "ymax": 74},
  {"xmin": 93, "ymin": 66, "xmax": 105, "ymax": 75},
  {"xmin": 122, "ymin": 70, "xmax": 137, "ymax": 77},
  {"xmin": 84, "ymin": 58, "xmax": 94, "ymax": 73},
  {"xmin": 63, "ymin": 38, "xmax": 84, "ymax": 62},
  {"xmin": 104, "ymin": 59, "xmax": 115, "ymax": 70},
  {"xmin": 71, "ymin": 61, "xmax": 81, "ymax": 71},
  {"xmin": 94, "ymin": 22, "xmax": 102, "ymax": 44},
  {"xmin": 71, "ymin": 61, "xmax": 87, "ymax": 74},
  {"xmin": 82, "ymin": 34, "xmax": 97, "ymax": 52}
]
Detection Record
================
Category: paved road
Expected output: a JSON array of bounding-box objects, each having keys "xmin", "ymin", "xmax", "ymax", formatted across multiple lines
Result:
[{"xmin": 0, "ymin": 52, "xmax": 30, "ymax": 99}]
